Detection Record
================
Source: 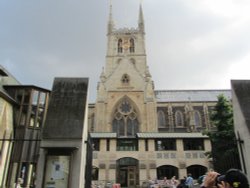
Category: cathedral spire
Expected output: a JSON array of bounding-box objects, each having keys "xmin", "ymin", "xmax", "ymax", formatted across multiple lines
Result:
[
  {"xmin": 138, "ymin": 2, "xmax": 145, "ymax": 33},
  {"xmin": 107, "ymin": 0, "xmax": 114, "ymax": 34}
]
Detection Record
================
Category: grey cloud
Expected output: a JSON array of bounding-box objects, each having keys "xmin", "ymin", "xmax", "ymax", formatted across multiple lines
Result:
[{"xmin": 1, "ymin": 0, "xmax": 250, "ymax": 102}]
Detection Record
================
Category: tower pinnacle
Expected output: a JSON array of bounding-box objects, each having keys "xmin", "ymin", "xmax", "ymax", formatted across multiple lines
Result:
[
  {"xmin": 138, "ymin": 2, "xmax": 145, "ymax": 33},
  {"xmin": 107, "ymin": 0, "xmax": 114, "ymax": 34}
]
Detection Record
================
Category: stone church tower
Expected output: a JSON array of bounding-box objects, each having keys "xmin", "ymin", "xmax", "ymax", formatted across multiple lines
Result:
[
  {"xmin": 95, "ymin": 3, "xmax": 157, "ymax": 133},
  {"xmin": 89, "ymin": 2, "xmax": 231, "ymax": 187}
]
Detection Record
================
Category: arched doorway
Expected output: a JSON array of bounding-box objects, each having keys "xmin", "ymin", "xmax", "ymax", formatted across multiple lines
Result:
[
  {"xmin": 187, "ymin": 165, "xmax": 207, "ymax": 179},
  {"xmin": 157, "ymin": 165, "xmax": 178, "ymax": 180},
  {"xmin": 117, "ymin": 158, "xmax": 139, "ymax": 187}
]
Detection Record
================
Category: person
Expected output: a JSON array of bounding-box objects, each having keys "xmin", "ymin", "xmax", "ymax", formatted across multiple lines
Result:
[
  {"xmin": 148, "ymin": 177, "xmax": 157, "ymax": 188},
  {"xmin": 185, "ymin": 174, "xmax": 194, "ymax": 188},
  {"xmin": 14, "ymin": 178, "xmax": 23, "ymax": 188},
  {"xmin": 198, "ymin": 175, "xmax": 206, "ymax": 185},
  {"xmin": 170, "ymin": 176, "xmax": 178, "ymax": 188},
  {"xmin": 161, "ymin": 177, "xmax": 170, "ymax": 188},
  {"xmin": 147, "ymin": 177, "xmax": 155, "ymax": 188},
  {"xmin": 177, "ymin": 179, "xmax": 187, "ymax": 188},
  {"xmin": 201, "ymin": 168, "xmax": 249, "ymax": 188}
]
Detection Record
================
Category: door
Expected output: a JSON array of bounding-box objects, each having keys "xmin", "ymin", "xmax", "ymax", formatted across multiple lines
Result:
[
  {"xmin": 119, "ymin": 168, "xmax": 127, "ymax": 187},
  {"xmin": 117, "ymin": 158, "xmax": 139, "ymax": 187},
  {"xmin": 127, "ymin": 166, "xmax": 136, "ymax": 187}
]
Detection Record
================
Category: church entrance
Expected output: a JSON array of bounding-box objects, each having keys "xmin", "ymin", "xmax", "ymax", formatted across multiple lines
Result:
[{"xmin": 117, "ymin": 158, "xmax": 139, "ymax": 187}]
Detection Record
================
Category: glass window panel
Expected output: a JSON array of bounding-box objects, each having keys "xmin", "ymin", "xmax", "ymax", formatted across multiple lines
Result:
[
  {"xmin": 120, "ymin": 101, "xmax": 131, "ymax": 113},
  {"xmin": 119, "ymin": 119, "xmax": 125, "ymax": 137},
  {"xmin": 158, "ymin": 110, "xmax": 166, "ymax": 127},
  {"xmin": 129, "ymin": 38, "xmax": 135, "ymax": 53},
  {"xmin": 175, "ymin": 111, "xmax": 184, "ymax": 127},
  {"xmin": 183, "ymin": 139, "xmax": 204, "ymax": 150},
  {"xmin": 112, "ymin": 119, "xmax": 118, "ymax": 133},
  {"xmin": 92, "ymin": 139, "xmax": 100, "ymax": 151},
  {"xmin": 194, "ymin": 111, "xmax": 201, "ymax": 127},
  {"xmin": 117, "ymin": 140, "xmax": 138, "ymax": 151},
  {"xmin": 155, "ymin": 139, "xmax": 176, "ymax": 151},
  {"xmin": 32, "ymin": 90, "xmax": 39, "ymax": 105},
  {"xmin": 118, "ymin": 39, "xmax": 123, "ymax": 53},
  {"xmin": 127, "ymin": 119, "xmax": 133, "ymax": 136},
  {"xmin": 92, "ymin": 166, "xmax": 99, "ymax": 180}
]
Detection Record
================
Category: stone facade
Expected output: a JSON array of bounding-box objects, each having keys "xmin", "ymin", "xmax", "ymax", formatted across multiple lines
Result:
[{"xmin": 88, "ymin": 3, "xmax": 231, "ymax": 187}]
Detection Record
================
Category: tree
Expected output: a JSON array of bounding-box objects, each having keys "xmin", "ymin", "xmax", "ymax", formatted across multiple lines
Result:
[{"xmin": 204, "ymin": 94, "xmax": 241, "ymax": 173}]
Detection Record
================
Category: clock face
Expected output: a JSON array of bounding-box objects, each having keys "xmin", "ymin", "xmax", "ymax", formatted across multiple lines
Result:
[{"xmin": 122, "ymin": 39, "xmax": 130, "ymax": 50}]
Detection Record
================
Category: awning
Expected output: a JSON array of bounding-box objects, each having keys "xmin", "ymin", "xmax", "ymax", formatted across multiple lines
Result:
[
  {"xmin": 90, "ymin": 133, "xmax": 117, "ymax": 138},
  {"xmin": 137, "ymin": 132, "xmax": 208, "ymax": 138}
]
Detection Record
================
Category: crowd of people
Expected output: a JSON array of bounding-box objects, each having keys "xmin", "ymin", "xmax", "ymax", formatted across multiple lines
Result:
[
  {"xmin": 147, "ymin": 176, "xmax": 178, "ymax": 188},
  {"xmin": 147, "ymin": 168, "xmax": 249, "ymax": 188},
  {"xmin": 200, "ymin": 169, "xmax": 249, "ymax": 188}
]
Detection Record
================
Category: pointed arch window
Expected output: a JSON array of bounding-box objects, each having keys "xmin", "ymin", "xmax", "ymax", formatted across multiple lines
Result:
[
  {"xmin": 158, "ymin": 110, "xmax": 166, "ymax": 128},
  {"xmin": 129, "ymin": 38, "xmax": 135, "ymax": 53},
  {"xmin": 121, "ymin": 74, "xmax": 130, "ymax": 85},
  {"xmin": 175, "ymin": 111, "xmax": 184, "ymax": 127},
  {"xmin": 112, "ymin": 98, "xmax": 139, "ymax": 137},
  {"xmin": 118, "ymin": 39, "xmax": 123, "ymax": 53},
  {"xmin": 194, "ymin": 111, "xmax": 202, "ymax": 127}
]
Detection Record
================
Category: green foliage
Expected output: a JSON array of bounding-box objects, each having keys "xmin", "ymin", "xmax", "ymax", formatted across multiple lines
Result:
[
  {"xmin": 204, "ymin": 94, "xmax": 241, "ymax": 173},
  {"xmin": 210, "ymin": 94, "xmax": 234, "ymax": 131}
]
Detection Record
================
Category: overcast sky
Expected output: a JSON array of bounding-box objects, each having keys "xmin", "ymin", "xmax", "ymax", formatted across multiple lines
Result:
[{"xmin": 1, "ymin": 0, "xmax": 250, "ymax": 102}]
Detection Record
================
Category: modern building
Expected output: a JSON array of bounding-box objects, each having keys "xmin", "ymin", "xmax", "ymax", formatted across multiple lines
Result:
[
  {"xmin": 88, "ymin": 3, "xmax": 231, "ymax": 187},
  {"xmin": 1, "ymin": 74, "xmax": 91, "ymax": 188},
  {"xmin": 36, "ymin": 78, "xmax": 91, "ymax": 188},
  {"xmin": 231, "ymin": 80, "xmax": 250, "ymax": 182},
  {"xmin": 0, "ymin": 65, "xmax": 51, "ymax": 188},
  {"xmin": 0, "ymin": 65, "xmax": 19, "ymax": 188}
]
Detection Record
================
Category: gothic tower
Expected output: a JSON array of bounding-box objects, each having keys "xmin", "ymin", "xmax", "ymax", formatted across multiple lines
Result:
[
  {"xmin": 89, "ymin": 2, "xmax": 231, "ymax": 186},
  {"xmin": 95, "ymin": 3, "xmax": 157, "ymax": 134}
]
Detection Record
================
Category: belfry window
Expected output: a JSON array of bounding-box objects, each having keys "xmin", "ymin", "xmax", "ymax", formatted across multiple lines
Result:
[
  {"xmin": 129, "ymin": 38, "xmax": 135, "ymax": 53},
  {"xmin": 118, "ymin": 39, "xmax": 123, "ymax": 53},
  {"xmin": 112, "ymin": 98, "xmax": 139, "ymax": 137},
  {"xmin": 121, "ymin": 74, "xmax": 130, "ymax": 85}
]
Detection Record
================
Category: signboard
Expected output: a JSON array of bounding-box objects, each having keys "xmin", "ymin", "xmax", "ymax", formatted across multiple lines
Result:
[{"xmin": 44, "ymin": 155, "xmax": 70, "ymax": 188}]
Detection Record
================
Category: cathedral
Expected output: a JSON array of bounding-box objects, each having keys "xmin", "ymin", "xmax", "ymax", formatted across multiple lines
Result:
[
  {"xmin": 88, "ymin": 3, "xmax": 231, "ymax": 187},
  {"xmin": 0, "ymin": 2, "xmax": 237, "ymax": 188}
]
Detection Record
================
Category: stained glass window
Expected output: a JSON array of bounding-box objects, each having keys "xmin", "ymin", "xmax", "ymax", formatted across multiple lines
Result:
[{"xmin": 112, "ymin": 98, "xmax": 139, "ymax": 137}]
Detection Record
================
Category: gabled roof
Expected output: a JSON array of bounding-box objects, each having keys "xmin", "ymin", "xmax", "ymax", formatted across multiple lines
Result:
[
  {"xmin": 155, "ymin": 90, "xmax": 231, "ymax": 102},
  {"xmin": 0, "ymin": 65, "xmax": 20, "ymax": 86},
  {"xmin": 0, "ymin": 65, "xmax": 50, "ymax": 103}
]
